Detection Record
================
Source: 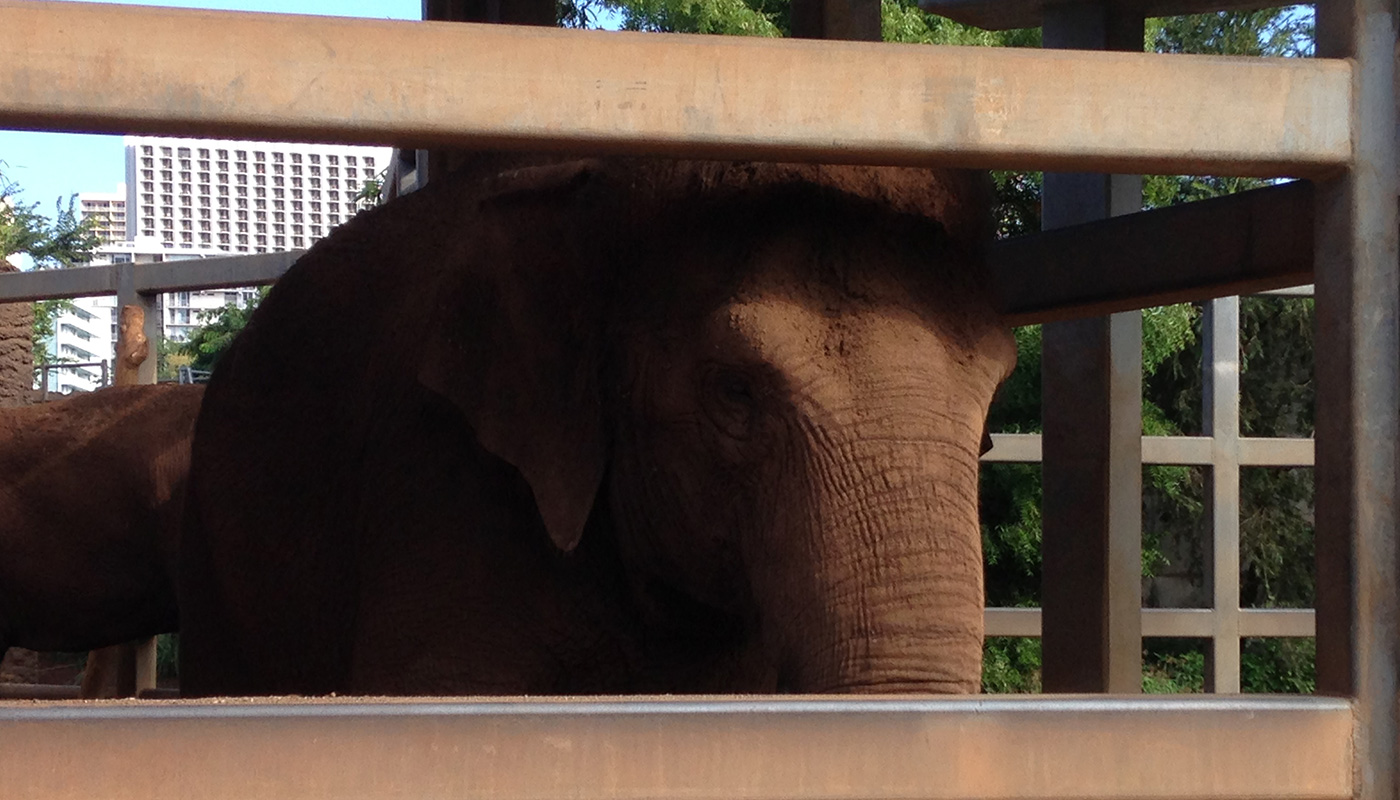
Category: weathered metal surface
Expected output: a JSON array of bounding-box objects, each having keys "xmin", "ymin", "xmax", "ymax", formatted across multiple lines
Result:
[
  {"xmin": 0, "ymin": 684, "xmax": 81, "ymax": 700},
  {"xmin": 985, "ymin": 608, "xmax": 1316, "ymax": 638},
  {"xmin": 1202, "ymin": 297, "xmax": 1242, "ymax": 692},
  {"xmin": 114, "ymin": 264, "xmax": 159, "ymax": 387},
  {"xmin": 0, "ymin": 251, "xmax": 300, "ymax": 303},
  {"xmin": 790, "ymin": 0, "xmax": 882, "ymax": 41},
  {"xmin": 132, "ymin": 250, "xmax": 300, "ymax": 295},
  {"xmin": 1312, "ymin": 5, "xmax": 1399, "ymax": 800},
  {"xmin": 984, "ymin": 434, "xmax": 1313, "ymax": 467},
  {"xmin": 1037, "ymin": 2, "xmax": 1143, "ymax": 696},
  {"xmin": 0, "ymin": 0, "xmax": 1350, "ymax": 176},
  {"xmin": 0, "ymin": 696, "xmax": 1354, "ymax": 800},
  {"xmin": 919, "ymin": 0, "xmax": 1282, "ymax": 33},
  {"xmin": 996, "ymin": 181, "xmax": 1315, "ymax": 326}
]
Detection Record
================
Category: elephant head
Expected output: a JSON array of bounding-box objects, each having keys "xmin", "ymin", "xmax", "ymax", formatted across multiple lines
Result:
[{"xmin": 420, "ymin": 158, "xmax": 1014, "ymax": 694}]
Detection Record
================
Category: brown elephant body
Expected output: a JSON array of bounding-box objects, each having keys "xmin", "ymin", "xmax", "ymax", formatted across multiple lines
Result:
[
  {"xmin": 179, "ymin": 156, "xmax": 1013, "ymax": 697},
  {"xmin": 0, "ymin": 384, "xmax": 200, "ymax": 661}
]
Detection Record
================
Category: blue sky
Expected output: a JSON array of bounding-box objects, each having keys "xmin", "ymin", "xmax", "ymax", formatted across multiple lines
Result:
[{"xmin": 0, "ymin": 0, "xmax": 422, "ymax": 217}]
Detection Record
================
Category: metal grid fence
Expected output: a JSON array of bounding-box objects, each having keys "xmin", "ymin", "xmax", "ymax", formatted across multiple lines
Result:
[{"xmin": 982, "ymin": 290, "xmax": 1316, "ymax": 693}]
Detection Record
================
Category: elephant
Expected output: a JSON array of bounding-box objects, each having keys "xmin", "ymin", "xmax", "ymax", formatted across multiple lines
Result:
[
  {"xmin": 178, "ymin": 155, "xmax": 1015, "ymax": 697},
  {"xmin": 0, "ymin": 383, "xmax": 200, "ymax": 666}
]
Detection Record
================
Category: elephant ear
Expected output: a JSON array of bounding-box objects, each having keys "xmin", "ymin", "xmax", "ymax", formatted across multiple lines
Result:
[{"xmin": 418, "ymin": 160, "xmax": 609, "ymax": 552}]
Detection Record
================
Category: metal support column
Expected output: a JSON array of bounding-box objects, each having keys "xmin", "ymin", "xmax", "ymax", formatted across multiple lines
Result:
[
  {"xmin": 420, "ymin": 0, "xmax": 557, "ymax": 187},
  {"xmin": 1202, "ymin": 297, "xmax": 1241, "ymax": 692},
  {"xmin": 1039, "ymin": 2, "xmax": 1144, "ymax": 694},
  {"xmin": 106, "ymin": 262, "xmax": 160, "ymax": 697},
  {"xmin": 790, "ymin": 0, "xmax": 881, "ymax": 41},
  {"xmin": 1313, "ymin": 2, "xmax": 1399, "ymax": 799}
]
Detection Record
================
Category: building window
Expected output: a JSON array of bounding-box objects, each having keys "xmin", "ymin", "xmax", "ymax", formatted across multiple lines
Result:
[
  {"xmin": 291, "ymin": 153, "xmax": 302, "ymax": 164},
  {"xmin": 255, "ymin": 151, "xmax": 266, "ymax": 162},
  {"xmin": 142, "ymin": 145, "xmax": 154, "ymax": 155},
  {"xmin": 309, "ymin": 153, "xmax": 320, "ymax": 164},
  {"xmin": 177, "ymin": 147, "xmax": 191, "ymax": 157},
  {"xmin": 346, "ymin": 155, "xmax": 357, "ymax": 166}
]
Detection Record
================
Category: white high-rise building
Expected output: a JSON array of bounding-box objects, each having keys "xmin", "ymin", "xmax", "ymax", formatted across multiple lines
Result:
[
  {"xmin": 124, "ymin": 135, "xmax": 390, "ymax": 254},
  {"xmin": 77, "ymin": 188, "xmax": 127, "ymax": 245},
  {"xmin": 44, "ymin": 136, "xmax": 392, "ymax": 395}
]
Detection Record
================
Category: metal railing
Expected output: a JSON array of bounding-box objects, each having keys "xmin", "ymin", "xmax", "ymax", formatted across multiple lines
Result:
[
  {"xmin": 981, "ymin": 292, "xmax": 1316, "ymax": 692},
  {"xmin": 33, "ymin": 360, "xmax": 110, "ymax": 400}
]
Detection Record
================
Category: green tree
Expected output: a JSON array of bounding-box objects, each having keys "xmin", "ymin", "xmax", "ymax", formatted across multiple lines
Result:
[
  {"xmin": 0, "ymin": 167, "xmax": 100, "ymax": 366},
  {"xmin": 178, "ymin": 288, "xmax": 268, "ymax": 373}
]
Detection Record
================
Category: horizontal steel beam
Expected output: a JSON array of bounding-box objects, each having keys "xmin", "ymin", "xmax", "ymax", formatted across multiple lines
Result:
[
  {"xmin": 0, "ymin": 251, "xmax": 299, "ymax": 302},
  {"xmin": 920, "ymin": 0, "xmax": 1281, "ymax": 32},
  {"xmin": 0, "ymin": 1, "xmax": 1350, "ymax": 176},
  {"xmin": 997, "ymin": 182, "xmax": 1314, "ymax": 326},
  {"xmin": 984, "ymin": 434, "xmax": 1315, "ymax": 467},
  {"xmin": 0, "ymin": 696, "xmax": 1352, "ymax": 799},
  {"xmin": 986, "ymin": 608, "xmax": 1317, "ymax": 638},
  {"xmin": 133, "ymin": 250, "xmax": 300, "ymax": 295},
  {"xmin": 0, "ymin": 684, "xmax": 80, "ymax": 700}
]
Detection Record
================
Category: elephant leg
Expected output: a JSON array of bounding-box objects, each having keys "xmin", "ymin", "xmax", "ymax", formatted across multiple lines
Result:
[{"xmin": 80, "ymin": 644, "xmax": 135, "ymax": 699}]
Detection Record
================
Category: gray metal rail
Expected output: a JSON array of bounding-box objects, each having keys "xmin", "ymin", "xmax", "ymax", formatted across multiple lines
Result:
[{"xmin": 0, "ymin": 696, "xmax": 1354, "ymax": 800}]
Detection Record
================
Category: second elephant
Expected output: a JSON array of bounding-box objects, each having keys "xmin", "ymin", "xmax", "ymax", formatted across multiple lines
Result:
[
  {"xmin": 179, "ymin": 156, "xmax": 1014, "ymax": 697},
  {"xmin": 0, "ymin": 384, "xmax": 200, "ymax": 664}
]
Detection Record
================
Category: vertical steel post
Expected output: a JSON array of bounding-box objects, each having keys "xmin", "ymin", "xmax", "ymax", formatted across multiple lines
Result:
[
  {"xmin": 1039, "ymin": 2, "xmax": 1144, "ymax": 694},
  {"xmin": 1202, "ymin": 297, "xmax": 1242, "ymax": 692},
  {"xmin": 790, "ymin": 0, "xmax": 881, "ymax": 41},
  {"xmin": 1313, "ymin": 3, "xmax": 1399, "ymax": 799},
  {"xmin": 111, "ymin": 262, "xmax": 160, "ymax": 696},
  {"xmin": 420, "ymin": 0, "xmax": 557, "ymax": 188}
]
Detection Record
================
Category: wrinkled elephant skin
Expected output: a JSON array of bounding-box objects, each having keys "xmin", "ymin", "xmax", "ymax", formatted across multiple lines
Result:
[
  {"xmin": 179, "ymin": 157, "xmax": 1015, "ymax": 697},
  {"xmin": 0, "ymin": 384, "xmax": 199, "ymax": 662}
]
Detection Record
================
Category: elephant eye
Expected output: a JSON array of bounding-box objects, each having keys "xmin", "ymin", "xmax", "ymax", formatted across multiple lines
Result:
[
  {"xmin": 703, "ymin": 366, "xmax": 761, "ymax": 439},
  {"xmin": 716, "ymin": 370, "xmax": 756, "ymax": 407}
]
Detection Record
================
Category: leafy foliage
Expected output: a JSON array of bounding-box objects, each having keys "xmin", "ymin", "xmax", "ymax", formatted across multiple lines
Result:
[
  {"xmin": 31, "ymin": 298, "xmax": 77, "ymax": 366},
  {"xmin": 178, "ymin": 288, "xmax": 268, "ymax": 372},
  {"xmin": 0, "ymin": 166, "xmax": 100, "ymax": 366}
]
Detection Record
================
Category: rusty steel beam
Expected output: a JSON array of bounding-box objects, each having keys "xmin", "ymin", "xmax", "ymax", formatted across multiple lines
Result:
[
  {"xmin": 0, "ymin": 696, "xmax": 1354, "ymax": 800},
  {"xmin": 0, "ymin": 0, "xmax": 1349, "ymax": 177},
  {"xmin": 996, "ymin": 181, "xmax": 1315, "ymax": 326},
  {"xmin": 1312, "ymin": 5, "xmax": 1399, "ymax": 800},
  {"xmin": 920, "ymin": 0, "xmax": 1282, "ymax": 32},
  {"xmin": 1037, "ymin": 1, "xmax": 1144, "ymax": 696}
]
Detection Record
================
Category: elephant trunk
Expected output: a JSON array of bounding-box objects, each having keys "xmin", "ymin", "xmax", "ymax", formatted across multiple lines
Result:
[{"xmin": 766, "ymin": 426, "xmax": 985, "ymax": 694}]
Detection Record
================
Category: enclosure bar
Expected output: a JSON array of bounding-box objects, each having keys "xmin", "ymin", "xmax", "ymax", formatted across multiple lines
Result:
[
  {"xmin": 1312, "ymin": 3, "xmax": 1400, "ymax": 799},
  {"xmin": 984, "ymin": 608, "xmax": 1316, "ymax": 639},
  {"xmin": 996, "ymin": 181, "xmax": 1314, "ymax": 326},
  {"xmin": 984, "ymin": 434, "xmax": 1313, "ymax": 467},
  {"xmin": 1202, "ymin": 297, "xmax": 1242, "ymax": 692},
  {"xmin": 919, "ymin": 0, "xmax": 1285, "ymax": 32},
  {"xmin": 1037, "ymin": 2, "xmax": 1144, "ymax": 695},
  {"xmin": 0, "ymin": 0, "xmax": 1350, "ymax": 177},
  {"xmin": 0, "ymin": 251, "xmax": 299, "ymax": 302},
  {"xmin": 0, "ymin": 696, "xmax": 1353, "ymax": 800}
]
